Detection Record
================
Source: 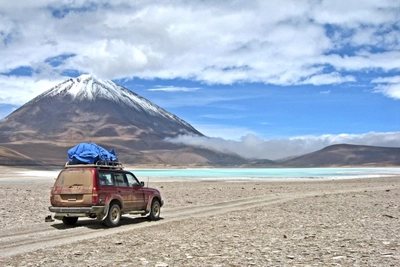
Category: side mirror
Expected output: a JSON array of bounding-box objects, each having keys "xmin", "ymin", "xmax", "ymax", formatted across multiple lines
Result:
[{"xmin": 140, "ymin": 181, "xmax": 145, "ymax": 187}]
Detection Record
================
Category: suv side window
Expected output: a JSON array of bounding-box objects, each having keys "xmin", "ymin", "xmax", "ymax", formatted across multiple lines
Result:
[
  {"xmin": 114, "ymin": 173, "xmax": 128, "ymax": 187},
  {"xmin": 98, "ymin": 171, "xmax": 115, "ymax": 186},
  {"xmin": 126, "ymin": 173, "xmax": 141, "ymax": 187}
]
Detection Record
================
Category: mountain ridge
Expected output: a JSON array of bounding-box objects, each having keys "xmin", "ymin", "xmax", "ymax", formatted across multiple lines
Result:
[{"xmin": 278, "ymin": 144, "xmax": 400, "ymax": 167}]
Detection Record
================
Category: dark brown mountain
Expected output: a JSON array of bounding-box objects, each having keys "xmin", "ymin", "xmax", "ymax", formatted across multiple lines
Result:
[{"xmin": 278, "ymin": 144, "xmax": 400, "ymax": 167}]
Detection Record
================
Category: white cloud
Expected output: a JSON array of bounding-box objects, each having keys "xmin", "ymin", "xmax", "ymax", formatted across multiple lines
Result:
[
  {"xmin": 301, "ymin": 72, "xmax": 355, "ymax": 85},
  {"xmin": 372, "ymin": 76, "xmax": 400, "ymax": 84},
  {"xmin": 64, "ymin": 39, "xmax": 159, "ymax": 80},
  {"xmin": 374, "ymin": 84, "xmax": 400, "ymax": 99},
  {"xmin": 166, "ymin": 132, "xmax": 400, "ymax": 160},
  {"xmin": 0, "ymin": 75, "xmax": 64, "ymax": 105},
  {"xmin": 311, "ymin": 0, "xmax": 399, "ymax": 26},
  {"xmin": 190, "ymin": 123, "xmax": 256, "ymax": 141},
  {"xmin": 324, "ymin": 51, "xmax": 400, "ymax": 73},
  {"xmin": 0, "ymin": 0, "xmax": 399, "ymax": 103},
  {"xmin": 372, "ymin": 76, "xmax": 400, "ymax": 99},
  {"xmin": 148, "ymin": 86, "xmax": 200, "ymax": 92}
]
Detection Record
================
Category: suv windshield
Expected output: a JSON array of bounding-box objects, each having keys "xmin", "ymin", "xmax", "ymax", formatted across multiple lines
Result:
[{"xmin": 126, "ymin": 173, "xmax": 141, "ymax": 187}]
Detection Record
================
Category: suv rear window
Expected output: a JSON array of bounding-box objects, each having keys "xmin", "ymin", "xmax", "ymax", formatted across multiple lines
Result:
[{"xmin": 55, "ymin": 169, "xmax": 93, "ymax": 187}]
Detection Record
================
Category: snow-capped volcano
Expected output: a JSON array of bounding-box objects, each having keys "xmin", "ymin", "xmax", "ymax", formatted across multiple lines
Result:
[
  {"xmin": 30, "ymin": 74, "xmax": 194, "ymax": 130},
  {"xmin": 0, "ymin": 74, "xmax": 202, "ymax": 143}
]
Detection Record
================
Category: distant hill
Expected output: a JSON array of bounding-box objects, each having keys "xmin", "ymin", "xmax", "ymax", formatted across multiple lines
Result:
[
  {"xmin": 278, "ymin": 144, "xmax": 400, "ymax": 167},
  {"xmin": 0, "ymin": 146, "xmax": 43, "ymax": 166}
]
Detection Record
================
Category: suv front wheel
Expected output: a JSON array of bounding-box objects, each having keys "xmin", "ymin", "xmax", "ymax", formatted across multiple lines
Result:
[{"xmin": 103, "ymin": 203, "xmax": 121, "ymax": 227}]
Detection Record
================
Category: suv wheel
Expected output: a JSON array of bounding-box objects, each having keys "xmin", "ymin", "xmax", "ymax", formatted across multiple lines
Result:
[
  {"xmin": 148, "ymin": 199, "xmax": 161, "ymax": 221},
  {"xmin": 62, "ymin": 216, "xmax": 78, "ymax": 226},
  {"xmin": 104, "ymin": 203, "xmax": 121, "ymax": 227}
]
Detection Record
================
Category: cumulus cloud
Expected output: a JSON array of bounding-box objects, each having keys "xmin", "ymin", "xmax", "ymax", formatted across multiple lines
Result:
[
  {"xmin": 373, "ymin": 84, "xmax": 400, "ymax": 99},
  {"xmin": 0, "ymin": 0, "xmax": 399, "ymax": 99},
  {"xmin": 372, "ymin": 76, "xmax": 400, "ymax": 99},
  {"xmin": 166, "ymin": 132, "xmax": 400, "ymax": 160}
]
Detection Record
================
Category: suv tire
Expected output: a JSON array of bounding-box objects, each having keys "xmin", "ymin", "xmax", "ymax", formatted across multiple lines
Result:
[
  {"xmin": 104, "ymin": 203, "xmax": 121, "ymax": 227},
  {"xmin": 62, "ymin": 216, "xmax": 78, "ymax": 226},
  {"xmin": 148, "ymin": 199, "xmax": 161, "ymax": 221}
]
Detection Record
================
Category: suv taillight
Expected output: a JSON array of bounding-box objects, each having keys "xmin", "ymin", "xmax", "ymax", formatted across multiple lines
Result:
[{"xmin": 92, "ymin": 187, "xmax": 98, "ymax": 203}]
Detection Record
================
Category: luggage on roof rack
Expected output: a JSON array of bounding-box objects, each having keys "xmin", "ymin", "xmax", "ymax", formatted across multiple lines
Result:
[{"xmin": 67, "ymin": 142, "xmax": 119, "ymax": 165}]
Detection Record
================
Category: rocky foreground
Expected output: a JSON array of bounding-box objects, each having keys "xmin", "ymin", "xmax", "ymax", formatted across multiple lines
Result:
[{"xmin": 0, "ymin": 170, "xmax": 399, "ymax": 266}]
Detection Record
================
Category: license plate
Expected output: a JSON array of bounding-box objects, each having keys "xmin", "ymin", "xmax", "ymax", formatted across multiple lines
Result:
[{"xmin": 68, "ymin": 195, "xmax": 77, "ymax": 201}]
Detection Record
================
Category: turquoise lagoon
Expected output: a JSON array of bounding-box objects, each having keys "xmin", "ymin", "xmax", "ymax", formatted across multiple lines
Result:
[{"xmin": 130, "ymin": 167, "xmax": 400, "ymax": 180}]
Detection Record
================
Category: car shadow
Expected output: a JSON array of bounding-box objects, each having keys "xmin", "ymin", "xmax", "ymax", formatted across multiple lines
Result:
[{"xmin": 50, "ymin": 216, "xmax": 164, "ymax": 230}]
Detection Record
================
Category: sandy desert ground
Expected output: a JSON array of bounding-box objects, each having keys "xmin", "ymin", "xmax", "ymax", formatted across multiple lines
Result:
[{"xmin": 0, "ymin": 166, "xmax": 399, "ymax": 266}]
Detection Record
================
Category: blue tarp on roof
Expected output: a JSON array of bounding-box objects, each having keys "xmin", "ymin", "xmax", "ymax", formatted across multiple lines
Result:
[{"xmin": 68, "ymin": 143, "xmax": 118, "ymax": 164}]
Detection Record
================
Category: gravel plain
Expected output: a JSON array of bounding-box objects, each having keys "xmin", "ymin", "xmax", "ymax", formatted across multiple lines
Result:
[{"xmin": 0, "ymin": 167, "xmax": 399, "ymax": 266}]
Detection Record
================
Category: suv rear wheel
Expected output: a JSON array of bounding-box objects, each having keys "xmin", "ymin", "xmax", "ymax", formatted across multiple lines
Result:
[
  {"xmin": 62, "ymin": 216, "xmax": 78, "ymax": 226},
  {"xmin": 103, "ymin": 203, "xmax": 121, "ymax": 227},
  {"xmin": 148, "ymin": 199, "xmax": 161, "ymax": 220}
]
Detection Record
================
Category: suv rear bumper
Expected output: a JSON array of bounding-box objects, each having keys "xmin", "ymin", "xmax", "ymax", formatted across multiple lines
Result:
[{"xmin": 49, "ymin": 206, "xmax": 106, "ymax": 218}]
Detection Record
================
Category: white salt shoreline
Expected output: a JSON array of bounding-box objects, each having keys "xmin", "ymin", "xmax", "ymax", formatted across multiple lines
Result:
[{"xmin": 1, "ymin": 168, "xmax": 399, "ymax": 184}]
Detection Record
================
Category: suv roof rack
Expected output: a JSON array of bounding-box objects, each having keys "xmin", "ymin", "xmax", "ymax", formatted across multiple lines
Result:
[{"xmin": 64, "ymin": 161, "xmax": 124, "ymax": 169}]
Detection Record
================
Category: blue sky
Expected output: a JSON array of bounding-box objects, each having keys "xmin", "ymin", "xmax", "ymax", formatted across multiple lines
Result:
[{"xmin": 0, "ymin": 0, "xmax": 399, "ymax": 159}]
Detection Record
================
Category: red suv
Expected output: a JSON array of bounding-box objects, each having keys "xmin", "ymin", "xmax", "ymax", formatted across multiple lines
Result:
[{"xmin": 49, "ymin": 163, "xmax": 163, "ymax": 227}]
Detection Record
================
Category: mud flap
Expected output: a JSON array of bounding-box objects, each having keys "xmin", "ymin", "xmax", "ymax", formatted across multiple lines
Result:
[{"xmin": 97, "ymin": 204, "xmax": 109, "ymax": 221}]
